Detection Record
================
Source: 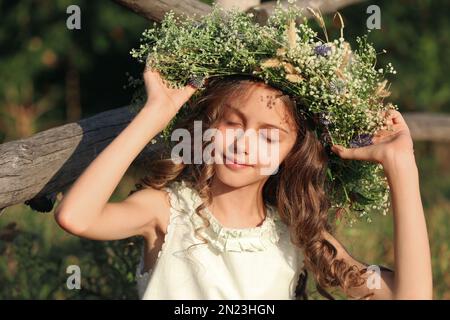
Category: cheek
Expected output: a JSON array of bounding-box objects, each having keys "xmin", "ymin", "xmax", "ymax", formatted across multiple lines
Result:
[
  {"xmin": 276, "ymin": 144, "xmax": 292, "ymax": 164},
  {"xmin": 276, "ymin": 139, "xmax": 297, "ymax": 166},
  {"xmin": 256, "ymin": 139, "xmax": 275, "ymax": 165},
  {"xmin": 257, "ymin": 141, "xmax": 288, "ymax": 167},
  {"xmin": 214, "ymin": 125, "xmax": 233, "ymax": 152},
  {"xmin": 256, "ymin": 142, "xmax": 295, "ymax": 176}
]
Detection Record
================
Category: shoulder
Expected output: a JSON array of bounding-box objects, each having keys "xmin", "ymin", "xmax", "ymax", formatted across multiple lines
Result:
[
  {"xmin": 129, "ymin": 180, "xmax": 195, "ymax": 235},
  {"xmin": 161, "ymin": 180, "xmax": 199, "ymax": 214},
  {"xmin": 126, "ymin": 184, "xmax": 173, "ymax": 238}
]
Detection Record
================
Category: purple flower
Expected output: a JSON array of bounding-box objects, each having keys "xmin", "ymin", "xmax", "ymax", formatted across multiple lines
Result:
[
  {"xmin": 318, "ymin": 112, "xmax": 331, "ymax": 126},
  {"xmin": 349, "ymin": 133, "xmax": 373, "ymax": 148},
  {"xmin": 187, "ymin": 75, "xmax": 206, "ymax": 88},
  {"xmin": 314, "ymin": 44, "xmax": 331, "ymax": 57},
  {"xmin": 320, "ymin": 131, "xmax": 332, "ymax": 145}
]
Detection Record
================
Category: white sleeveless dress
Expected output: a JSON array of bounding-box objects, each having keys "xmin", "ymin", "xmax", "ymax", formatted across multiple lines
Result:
[{"xmin": 135, "ymin": 180, "xmax": 305, "ymax": 299}]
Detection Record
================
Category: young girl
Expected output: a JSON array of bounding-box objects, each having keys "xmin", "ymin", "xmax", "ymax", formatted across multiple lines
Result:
[{"xmin": 54, "ymin": 67, "xmax": 432, "ymax": 300}]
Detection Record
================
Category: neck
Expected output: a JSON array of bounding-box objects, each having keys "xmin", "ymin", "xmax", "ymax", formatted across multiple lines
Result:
[{"xmin": 208, "ymin": 177, "xmax": 268, "ymax": 229}]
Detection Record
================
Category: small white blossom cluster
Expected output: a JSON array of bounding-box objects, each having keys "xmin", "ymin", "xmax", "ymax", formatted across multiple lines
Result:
[{"xmin": 128, "ymin": 1, "xmax": 397, "ymax": 224}]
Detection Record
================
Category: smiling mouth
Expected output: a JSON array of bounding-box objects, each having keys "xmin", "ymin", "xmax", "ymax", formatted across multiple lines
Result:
[{"xmin": 222, "ymin": 154, "xmax": 254, "ymax": 168}]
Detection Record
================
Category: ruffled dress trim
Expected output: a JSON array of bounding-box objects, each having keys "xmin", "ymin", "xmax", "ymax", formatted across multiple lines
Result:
[{"xmin": 167, "ymin": 180, "xmax": 281, "ymax": 253}]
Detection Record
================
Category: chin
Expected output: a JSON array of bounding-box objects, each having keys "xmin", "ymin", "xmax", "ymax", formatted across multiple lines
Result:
[{"xmin": 213, "ymin": 164, "xmax": 261, "ymax": 188}]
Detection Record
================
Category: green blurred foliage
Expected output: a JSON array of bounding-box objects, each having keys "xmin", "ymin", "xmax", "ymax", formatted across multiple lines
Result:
[
  {"xmin": 0, "ymin": 0, "xmax": 148, "ymax": 141},
  {"xmin": 0, "ymin": 0, "xmax": 449, "ymax": 299},
  {"xmin": 341, "ymin": 0, "xmax": 450, "ymax": 113},
  {"xmin": 0, "ymin": 191, "xmax": 142, "ymax": 300}
]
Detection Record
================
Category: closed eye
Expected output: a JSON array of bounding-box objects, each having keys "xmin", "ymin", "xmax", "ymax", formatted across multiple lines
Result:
[
  {"xmin": 263, "ymin": 136, "xmax": 279, "ymax": 143},
  {"xmin": 258, "ymin": 133, "xmax": 278, "ymax": 143},
  {"xmin": 225, "ymin": 121, "xmax": 242, "ymax": 127},
  {"xmin": 260, "ymin": 130, "xmax": 280, "ymax": 143}
]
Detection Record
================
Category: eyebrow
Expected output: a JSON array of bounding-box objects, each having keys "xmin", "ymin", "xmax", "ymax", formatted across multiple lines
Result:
[{"xmin": 224, "ymin": 103, "xmax": 290, "ymax": 134}]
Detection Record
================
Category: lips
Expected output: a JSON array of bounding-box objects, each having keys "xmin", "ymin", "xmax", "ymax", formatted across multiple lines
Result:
[{"xmin": 222, "ymin": 154, "xmax": 254, "ymax": 167}]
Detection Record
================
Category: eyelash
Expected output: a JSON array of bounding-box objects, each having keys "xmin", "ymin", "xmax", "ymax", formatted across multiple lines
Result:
[
  {"xmin": 225, "ymin": 121, "xmax": 242, "ymax": 126},
  {"xmin": 262, "ymin": 135, "xmax": 279, "ymax": 143}
]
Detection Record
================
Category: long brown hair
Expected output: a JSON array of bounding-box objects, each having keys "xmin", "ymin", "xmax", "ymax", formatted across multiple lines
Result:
[{"xmin": 133, "ymin": 75, "xmax": 367, "ymax": 299}]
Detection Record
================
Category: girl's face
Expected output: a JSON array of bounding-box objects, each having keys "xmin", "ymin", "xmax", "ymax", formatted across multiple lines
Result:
[{"xmin": 213, "ymin": 82, "xmax": 298, "ymax": 188}]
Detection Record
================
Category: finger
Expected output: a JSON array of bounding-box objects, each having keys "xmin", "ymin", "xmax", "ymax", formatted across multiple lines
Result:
[
  {"xmin": 331, "ymin": 144, "xmax": 378, "ymax": 162},
  {"xmin": 143, "ymin": 68, "xmax": 161, "ymax": 86},
  {"xmin": 374, "ymin": 127, "xmax": 398, "ymax": 140},
  {"xmin": 392, "ymin": 112, "xmax": 406, "ymax": 125},
  {"xmin": 386, "ymin": 109, "xmax": 406, "ymax": 125},
  {"xmin": 183, "ymin": 84, "xmax": 197, "ymax": 97},
  {"xmin": 374, "ymin": 128, "xmax": 393, "ymax": 136},
  {"xmin": 168, "ymin": 84, "xmax": 198, "ymax": 107},
  {"xmin": 184, "ymin": 76, "xmax": 207, "ymax": 96},
  {"xmin": 143, "ymin": 62, "xmax": 159, "ymax": 74}
]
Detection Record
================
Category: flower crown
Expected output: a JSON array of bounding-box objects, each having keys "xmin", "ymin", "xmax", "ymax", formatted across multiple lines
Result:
[{"xmin": 128, "ymin": 1, "xmax": 396, "ymax": 224}]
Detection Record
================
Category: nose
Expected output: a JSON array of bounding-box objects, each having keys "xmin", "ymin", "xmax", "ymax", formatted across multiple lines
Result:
[
  {"xmin": 227, "ymin": 128, "xmax": 256, "ymax": 161},
  {"xmin": 234, "ymin": 130, "xmax": 247, "ymax": 154}
]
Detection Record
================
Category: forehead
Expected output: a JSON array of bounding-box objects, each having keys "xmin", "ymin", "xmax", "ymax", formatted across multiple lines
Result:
[{"xmin": 224, "ymin": 82, "xmax": 295, "ymax": 127}]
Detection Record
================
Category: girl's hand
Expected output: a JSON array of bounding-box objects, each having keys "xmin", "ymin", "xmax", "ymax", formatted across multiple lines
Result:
[
  {"xmin": 142, "ymin": 67, "xmax": 199, "ymax": 119},
  {"xmin": 330, "ymin": 110, "xmax": 415, "ymax": 166}
]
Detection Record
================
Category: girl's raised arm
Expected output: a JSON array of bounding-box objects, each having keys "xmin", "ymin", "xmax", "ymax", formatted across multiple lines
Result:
[
  {"xmin": 330, "ymin": 110, "xmax": 433, "ymax": 299},
  {"xmin": 54, "ymin": 69, "xmax": 197, "ymax": 240}
]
